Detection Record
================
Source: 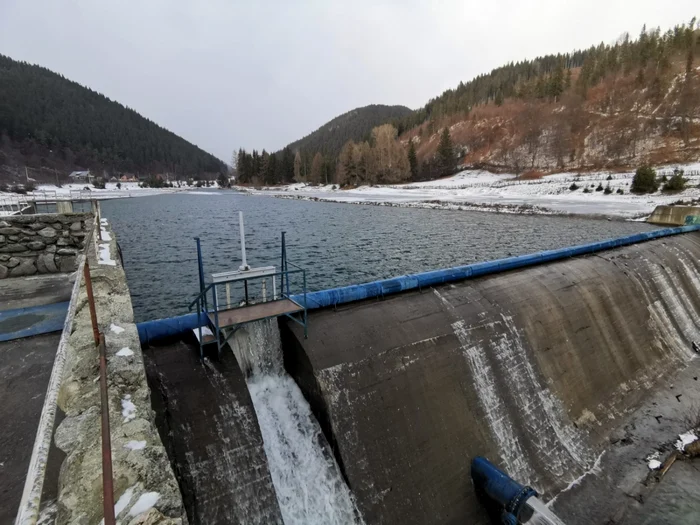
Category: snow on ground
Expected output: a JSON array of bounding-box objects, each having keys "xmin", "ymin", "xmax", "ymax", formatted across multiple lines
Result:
[
  {"xmin": 0, "ymin": 181, "xmax": 226, "ymax": 206},
  {"xmin": 249, "ymin": 162, "xmax": 700, "ymax": 218}
]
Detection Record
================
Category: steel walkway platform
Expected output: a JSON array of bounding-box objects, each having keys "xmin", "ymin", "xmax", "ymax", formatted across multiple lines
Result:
[{"xmin": 208, "ymin": 299, "xmax": 303, "ymax": 329}]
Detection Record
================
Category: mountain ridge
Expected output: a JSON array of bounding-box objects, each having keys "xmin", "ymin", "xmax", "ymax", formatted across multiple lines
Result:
[{"xmin": 0, "ymin": 54, "xmax": 226, "ymax": 183}]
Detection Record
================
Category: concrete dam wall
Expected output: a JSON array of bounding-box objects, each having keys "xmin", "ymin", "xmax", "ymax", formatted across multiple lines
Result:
[{"xmin": 281, "ymin": 232, "xmax": 700, "ymax": 524}]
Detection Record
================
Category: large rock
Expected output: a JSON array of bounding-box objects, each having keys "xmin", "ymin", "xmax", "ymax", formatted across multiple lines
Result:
[
  {"xmin": 38, "ymin": 253, "xmax": 58, "ymax": 273},
  {"xmin": 0, "ymin": 235, "xmax": 5, "ymax": 244},
  {"xmin": 70, "ymin": 222, "xmax": 83, "ymax": 231},
  {"xmin": 57, "ymin": 237, "xmax": 74, "ymax": 247},
  {"xmin": 28, "ymin": 222, "xmax": 46, "ymax": 231},
  {"xmin": 58, "ymin": 255, "xmax": 77, "ymax": 272},
  {"xmin": 9, "ymin": 258, "xmax": 37, "ymax": 277},
  {"xmin": 0, "ymin": 227, "xmax": 22, "ymax": 235},
  {"xmin": 38, "ymin": 227, "xmax": 58, "ymax": 239},
  {"xmin": 0, "ymin": 244, "xmax": 28, "ymax": 253},
  {"xmin": 28, "ymin": 240, "xmax": 46, "ymax": 251},
  {"xmin": 0, "ymin": 264, "xmax": 7, "ymax": 279},
  {"xmin": 6, "ymin": 257, "xmax": 20, "ymax": 268}
]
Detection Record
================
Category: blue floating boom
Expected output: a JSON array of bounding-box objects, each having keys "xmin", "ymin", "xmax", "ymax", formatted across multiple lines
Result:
[{"xmin": 136, "ymin": 224, "xmax": 700, "ymax": 345}]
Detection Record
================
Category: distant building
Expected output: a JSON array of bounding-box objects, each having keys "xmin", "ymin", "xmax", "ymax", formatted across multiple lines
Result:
[
  {"xmin": 68, "ymin": 170, "xmax": 91, "ymax": 183},
  {"xmin": 120, "ymin": 174, "xmax": 137, "ymax": 182}
]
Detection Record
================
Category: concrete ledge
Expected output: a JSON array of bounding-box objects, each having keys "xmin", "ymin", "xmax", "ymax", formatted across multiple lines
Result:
[
  {"xmin": 53, "ymin": 219, "xmax": 186, "ymax": 524},
  {"xmin": 648, "ymin": 205, "xmax": 700, "ymax": 226}
]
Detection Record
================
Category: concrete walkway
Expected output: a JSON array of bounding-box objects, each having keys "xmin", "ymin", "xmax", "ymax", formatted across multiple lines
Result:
[
  {"xmin": 0, "ymin": 332, "xmax": 61, "ymax": 523},
  {"xmin": 0, "ymin": 274, "xmax": 72, "ymax": 522}
]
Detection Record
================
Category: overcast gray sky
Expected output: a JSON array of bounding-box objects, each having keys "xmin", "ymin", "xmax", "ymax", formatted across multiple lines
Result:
[{"xmin": 0, "ymin": 1, "xmax": 697, "ymax": 162}]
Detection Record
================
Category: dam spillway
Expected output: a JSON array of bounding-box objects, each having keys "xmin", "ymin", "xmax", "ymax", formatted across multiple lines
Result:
[
  {"xmin": 280, "ymin": 230, "xmax": 700, "ymax": 524},
  {"xmin": 139, "ymin": 227, "xmax": 700, "ymax": 524}
]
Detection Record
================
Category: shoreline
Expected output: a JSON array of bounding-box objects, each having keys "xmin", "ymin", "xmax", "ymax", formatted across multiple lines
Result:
[
  {"xmin": 240, "ymin": 162, "xmax": 700, "ymax": 220},
  {"xmin": 265, "ymin": 192, "xmax": 647, "ymax": 222}
]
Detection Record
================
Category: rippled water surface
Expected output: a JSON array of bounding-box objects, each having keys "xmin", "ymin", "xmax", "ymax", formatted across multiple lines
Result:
[{"xmin": 101, "ymin": 191, "xmax": 657, "ymax": 322}]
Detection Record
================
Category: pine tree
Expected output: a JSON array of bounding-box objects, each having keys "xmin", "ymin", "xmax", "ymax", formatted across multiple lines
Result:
[
  {"xmin": 293, "ymin": 151, "xmax": 302, "ymax": 182},
  {"xmin": 549, "ymin": 59, "xmax": 565, "ymax": 100},
  {"xmin": 437, "ymin": 127, "xmax": 455, "ymax": 176},
  {"xmin": 408, "ymin": 140, "xmax": 418, "ymax": 180},
  {"xmin": 309, "ymin": 152, "xmax": 324, "ymax": 184},
  {"xmin": 495, "ymin": 91, "xmax": 504, "ymax": 106}
]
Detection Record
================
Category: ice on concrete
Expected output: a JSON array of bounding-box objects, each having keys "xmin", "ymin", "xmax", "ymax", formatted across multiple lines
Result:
[
  {"xmin": 121, "ymin": 395, "xmax": 136, "ymax": 422},
  {"xmin": 128, "ymin": 491, "xmax": 161, "ymax": 517},
  {"xmin": 110, "ymin": 323, "xmax": 125, "ymax": 334},
  {"xmin": 116, "ymin": 347, "xmax": 134, "ymax": 357},
  {"xmin": 98, "ymin": 242, "xmax": 116, "ymax": 266},
  {"xmin": 99, "ymin": 486, "xmax": 135, "ymax": 524},
  {"xmin": 100, "ymin": 227, "xmax": 112, "ymax": 241},
  {"xmin": 675, "ymin": 430, "xmax": 698, "ymax": 451},
  {"xmin": 646, "ymin": 451, "xmax": 662, "ymax": 470},
  {"xmin": 124, "ymin": 440, "xmax": 147, "ymax": 450}
]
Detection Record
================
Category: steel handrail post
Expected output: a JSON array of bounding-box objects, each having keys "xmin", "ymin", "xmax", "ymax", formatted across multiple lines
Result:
[{"xmin": 303, "ymin": 269, "xmax": 308, "ymax": 339}]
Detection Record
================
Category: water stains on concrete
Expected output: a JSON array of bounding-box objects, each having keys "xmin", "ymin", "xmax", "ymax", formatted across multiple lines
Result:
[{"xmin": 281, "ymin": 232, "xmax": 700, "ymax": 525}]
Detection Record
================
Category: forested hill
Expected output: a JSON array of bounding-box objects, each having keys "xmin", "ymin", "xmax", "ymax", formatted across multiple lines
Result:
[
  {"xmin": 284, "ymin": 104, "xmax": 412, "ymax": 157},
  {"xmin": 0, "ymin": 54, "xmax": 225, "ymax": 182}
]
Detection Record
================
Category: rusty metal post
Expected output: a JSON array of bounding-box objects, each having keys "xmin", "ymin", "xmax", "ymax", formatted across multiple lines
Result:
[
  {"xmin": 83, "ymin": 261, "xmax": 100, "ymax": 346},
  {"xmin": 98, "ymin": 333, "xmax": 116, "ymax": 525},
  {"xmin": 93, "ymin": 200, "xmax": 102, "ymax": 241}
]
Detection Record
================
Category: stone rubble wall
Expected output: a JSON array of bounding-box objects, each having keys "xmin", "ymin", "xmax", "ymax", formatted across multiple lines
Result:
[
  {"xmin": 53, "ymin": 219, "xmax": 187, "ymax": 525},
  {"xmin": 0, "ymin": 213, "xmax": 93, "ymax": 279}
]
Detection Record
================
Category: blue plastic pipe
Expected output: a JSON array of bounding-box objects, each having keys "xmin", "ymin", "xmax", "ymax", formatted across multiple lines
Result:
[
  {"xmin": 471, "ymin": 456, "xmax": 536, "ymax": 523},
  {"xmin": 136, "ymin": 224, "xmax": 700, "ymax": 345},
  {"xmin": 290, "ymin": 224, "xmax": 700, "ymax": 309},
  {"xmin": 137, "ymin": 312, "xmax": 206, "ymax": 346}
]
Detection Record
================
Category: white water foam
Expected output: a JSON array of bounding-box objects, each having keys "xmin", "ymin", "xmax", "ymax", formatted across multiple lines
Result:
[{"xmin": 233, "ymin": 320, "xmax": 362, "ymax": 525}]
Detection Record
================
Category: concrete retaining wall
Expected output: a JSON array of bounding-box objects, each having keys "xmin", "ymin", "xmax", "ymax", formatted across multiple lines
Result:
[
  {"xmin": 53, "ymin": 219, "xmax": 186, "ymax": 524},
  {"xmin": 647, "ymin": 205, "xmax": 700, "ymax": 226},
  {"xmin": 0, "ymin": 213, "xmax": 92, "ymax": 278},
  {"xmin": 281, "ymin": 232, "xmax": 700, "ymax": 525}
]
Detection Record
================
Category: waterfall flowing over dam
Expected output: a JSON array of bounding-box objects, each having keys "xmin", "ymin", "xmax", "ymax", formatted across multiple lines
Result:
[
  {"xmin": 143, "ymin": 321, "xmax": 361, "ymax": 525},
  {"xmin": 230, "ymin": 320, "xmax": 362, "ymax": 525}
]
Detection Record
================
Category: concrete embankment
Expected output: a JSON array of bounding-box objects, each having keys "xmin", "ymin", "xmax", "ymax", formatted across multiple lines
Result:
[
  {"xmin": 281, "ymin": 232, "xmax": 700, "ymax": 524},
  {"xmin": 51, "ymin": 219, "xmax": 185, "ymax": 524},
  {"xmin": 647, "ymin": 205, "xmax": 700, "ymax": 226}
]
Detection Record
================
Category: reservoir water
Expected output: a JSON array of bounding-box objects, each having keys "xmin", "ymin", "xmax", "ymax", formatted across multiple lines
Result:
[{"xmin": 101, "ymin": 191, "xmax": 658, "ymax": 322}]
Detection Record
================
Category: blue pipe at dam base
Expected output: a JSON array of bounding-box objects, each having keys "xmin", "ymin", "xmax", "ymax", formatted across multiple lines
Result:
[{"xmin": 136, "ymin": 223, "xmax": 700, "ymax": 345}]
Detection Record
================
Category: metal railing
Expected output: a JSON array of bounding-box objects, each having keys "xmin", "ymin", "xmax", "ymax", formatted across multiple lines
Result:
[
  {"xmin": 14, "ymin": 218, "xmax": 116, "ymax": 525},
  {"xmin": 188, "ymin": 264, "xmax": 308, "ymax": 357}
]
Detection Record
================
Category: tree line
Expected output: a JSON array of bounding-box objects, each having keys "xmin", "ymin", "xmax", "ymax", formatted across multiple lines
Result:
[
  {"xmin": 396, "ymin": 19, "xmax": 699, "ymax": 132},
  {"xmin": 235, "ymin": 124, "xmax": 457, "ymax": 186}
]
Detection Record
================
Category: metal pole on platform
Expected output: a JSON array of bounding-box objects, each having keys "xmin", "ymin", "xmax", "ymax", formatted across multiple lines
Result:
[
  {"xmin": 195, "ymin": 237, "xmax": 205, "ymax": 299},
  {"xmin": 280, "ymin": 232, "xmax": 285, "ymax": 298},
  {"xmin": 238, "ymin": 211, "xmax": 250, "ymax": 271}
]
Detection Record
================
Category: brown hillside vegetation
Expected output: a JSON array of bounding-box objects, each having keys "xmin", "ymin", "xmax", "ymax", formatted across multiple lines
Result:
[
  {"xmin": 405, "ymin": 36, "xmax": 700, "ymax": 174},
  {"xmin": 245, "ymin": 21, "xmax": 700, "ymax": 186}
]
